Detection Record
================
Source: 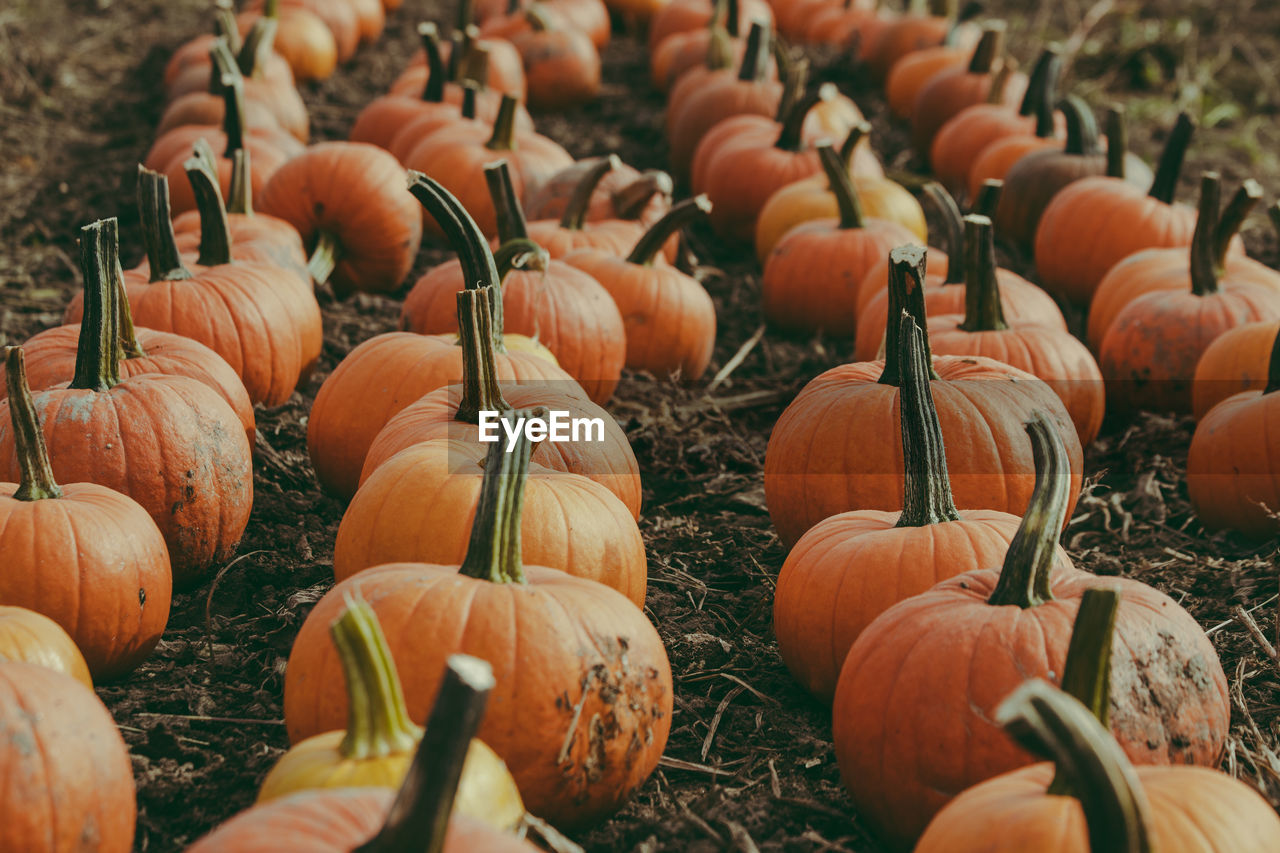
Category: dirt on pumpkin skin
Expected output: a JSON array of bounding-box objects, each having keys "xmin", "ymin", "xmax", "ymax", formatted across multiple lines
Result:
[{"xmin": 2, "ymin": 0, "xmax": 1280, "ymax": 850}]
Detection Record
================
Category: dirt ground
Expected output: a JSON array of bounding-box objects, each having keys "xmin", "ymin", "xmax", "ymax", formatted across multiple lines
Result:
[{"xmin": 1, "ymin": 0, "xmax": 1279, "ymax": 850}]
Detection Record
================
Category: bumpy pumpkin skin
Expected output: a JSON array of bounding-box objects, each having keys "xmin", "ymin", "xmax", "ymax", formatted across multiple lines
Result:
[
  {"xmin": 832, "ymin": 567, "xmax": 1231, "ymax": 850},
  {"xmin": 0, "ymin": 375, "xmax": 253, "ymax": 587},
  {"xmin": 0, "ymin": 606, "xmax": 92, "ymax": 688},
  {"xmin": 333, "ymin": 439, "xmax": 647, "ymax": 605},
  {"xmin": 763, "ymin": 355, "xmax": 1084, "ymax": 547},
  {"xmin": 916, "ymin": 763, "xmax": 1280, "ymax": 853},
  {"xmin": 774, "ymin": 510, "xmax": 1073, "ymax": 701},
  {"xmin": 0, "ymin": 482, "xmax": 171, "ymax": 680},
  {"xmin": 284, "ymin": 564, "xmax": 674, "ymax": 828},
  {"xmin": 1192, "ymin": 319, "xmax": 1280, "ymax": 420},
  {"xmin": 1188, "ymin": 385, "xmax": 1280, "ymax": 539},
  {"xmin": 0, "ymin": 662, "xmax": 136, "ymax": 853}
]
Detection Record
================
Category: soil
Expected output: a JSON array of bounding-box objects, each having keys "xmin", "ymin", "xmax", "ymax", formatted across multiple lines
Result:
[{"xmin": 1, "ymin": 0, "xmax": 1279, "ymax": 850}]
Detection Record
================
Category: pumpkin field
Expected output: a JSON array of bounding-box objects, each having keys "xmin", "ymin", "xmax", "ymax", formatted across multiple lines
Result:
[{"xmin": 3, "ymin": 0, "xmax": 1280, "ymax": 849}]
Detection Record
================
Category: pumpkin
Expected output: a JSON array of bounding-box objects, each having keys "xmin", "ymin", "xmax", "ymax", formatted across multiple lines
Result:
[
  {"xmin": 910, "ymin": 23, "xmax": 1026, "ymax": 165},
  {"xmin": 193, "ymin": 655, "xmax": 539, "ymax": 853},
  {"xmin": 165, "ymin": 20, "xmax": 298, "ymax": 108},
  {"xmin": 832, "ymin": 417, "xmax": 1230, "ymax": 849},
  {"xmin": 760, "ymin": 144, "xmax": 922, "ymax": 336},
  {"xmin": 400, "ymin": 162, "xmax": 626, "ymax": 404},
  {"xmin": 237, "ymin": 0, "xmax": 338, "ymax": 83},
  {"xmin": 524, "ymin": 158, "xmax": 672, "ymax": 228},
  {"xmin": 995, "ymin": 99, "xmax": 1152, "ymax": 248},
  {"xmin": 163, "ymin": 11, "xmax": 245, "ymax": 91},
  {"xmin": 882, "ymin": 13, "xmax": 983, "ymax": 120},
  {"xmin": 0, "ymin": 661, "xmax": 136, "ymax": 853},
  {"xmin": 865, "ymin": 0, "xmax": 974, "ymax": 80},
  {"xmin": 244, "ymin": 0, "xmax": 360, "ymax": 63},
  {"xmin": 1188, "ymin": 325, "xmax": 1280, "ymax": 539},
  {"xmin": 1099, "ymin": 173, "xmax": 1280, "ymax": 416},
  {"xmin": 665, "ymin": 21, "xmax": 782, "ymax": 180},
  {"xmin": 651, "ymin": 0, "xmax": 742, "ymax": 92},
  {"xmin": 755, "ymin": 122, "xmax": 914, "ymax": 262},
  {"xmin": 0, "ymin": 346, "xmax": 171, "ymax": 680},
  {"xmin": 386, "ymin": 81, "xmax": 494, "ymax": 166},
  {"xmin": 509, "ymin": 6, "xmax": 601, "ymax": 111},
  {"xmin": 917, "ymin": 679, "xmax": 1280, "ymax": 853},
  {"xmin": 798, "ymin": 0, "xmax": 890, "ymax": 46},
  {"xmin": 7, "ymin": 220, "xmax": 250, "ymax": 587},
  {"xmin": 929, "ymin": 46, "xmax": 1060, "ymax": 198},
  {"xmin": 259, "ymin": 595, "xmax": 524, "ymax": 832},
  {"xmin": 523, "ymin": 156, "xmax": 646, "ymax": 256},
  {"xmin": 1192, "ymin": 320, "xmax": 1280, "ymax": 421},
  {"xmin": 773, "ymin": 311, "xmax": 1072, "ymax": 701},
  {"xmin": 764, "ymin": 245, "xmax": 1084, "ymax": 547},
  {"xmin": 927, "ymin": 215, "xmax": 1105, "ymax": 444},
  {"xmin": 393, "ymin": 26, "xmax": 528, "ymax": 102},
  {"xmin": 854, "ymin": 182, "xmax": 1066, "ymax": 358},
  {"xmin": 285, "ymin": 425, "xmax": 672, "ymax": 827},
  {"xmin": 258, "ymin": 141, "xmax": 423, "ymax": 297},
  {"xmin": 646, "ymin": 0, "xmax": 773, "ymax": 52},
  {"xmin": 0, "ymin": 606, "xmax": 92, "ymax": 688},
  {"xmin": 403, "ymin": 95, "xmax": 573, "ymax": 240},
  {"xmin": 563, "ymin": 196, "xmax": 717, "ymax": 379},
  {"xmin": 1087, "ymin": 178, "xmax": 1276, "ymax": 353}
]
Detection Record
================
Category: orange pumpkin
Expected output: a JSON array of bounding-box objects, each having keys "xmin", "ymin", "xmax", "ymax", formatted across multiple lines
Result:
[
  {"xmin": 1099, "ymin": 174, "xmax": 1280, "ymax": 416},
  {"xmin": 646, "ymin": 0, "xmax": 773, "ymax": 53},
  {"xmin": 866, "ymin": 0, "xmax": 974, "ymax": 81},
  {"xmin": 237, "ymin": 0, "xmax": 338, "ymax": 83},
  {"xmin": 510, "ymin": 6, "xmax": 601, "ymax": 111},
  {"xmin": 764, "ymin": 246, "xmax": 1083, "ymax": 547},
  {"xmin": 524, "ymin": 158, "xmax": 672, "ymax": 229},
  {"xmin": 650, "ymin": 0, "xmax": 742, "ymax": 92},
  {"xmin": 833, "ymin": 419, "xmax": 1229, "ymax": 849},
  {"xmin": 6, "ymin": 219, "xmax": 252, "ymax": 588},
  {"xmin": 1191, "ymin": 320, "xmax": 1280, "ymax": 421},
  {"xmin": 523, "ymin": 156, "xmax": 646, "ymax": 257},
  {"xmin": 244, "ymin": 0, "xmax": 360, "ymax": 63},
  {"xmin": 286, "ymin": 426, "xmax": 672, "ymax": 828},
  {"xmin": 883, "ymin": 19, "xmax": 981, "ymax": 121},
  {"xmin": 0, "ymin": 606, "xmax": 92, "ymax": 688}
]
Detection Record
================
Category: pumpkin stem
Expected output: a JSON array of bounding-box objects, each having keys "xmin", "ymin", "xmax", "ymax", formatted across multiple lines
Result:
[
  {"xmin": 458, "ymin": 405, "xmax": 541, "ymax": 585},
  {"xmin": 353, "ymin": 655, "xmax": 496, "ymax": 853},
  {"xmin": 1189, "ymin": 172, "xmax": 1222, "ymax": 297},
  {"xmin": 407, "ymin": 170, "xmax": 503, "ymax": 295},
  {"xmin": 184, "ymin": 139, "xmax": 234, "ymax": 267},
  {"xmin": 236, "ymin": 16, "xmax": 276, "ymax": 79},
  {"xmin": 986, "ymin": 414, "xmax": 1069, "ymax": 608},
  {"xmin": 942, "ymin": 1, "xmax": 982, "ymax": 45},
  {"xmin": 920, "ymin": 182, "xmax": 966, "ymax": 285},
  {"xmin": 724, "ymin": 0, "xmax": 740, "ymax": 37},
  {"xmin": 4, "ymin": 347, "xmax": 62, "ymax": 501},
  {"xmin": 705, "ymin": 19, "xmax": 734, "ymax": 71},
  {"xmin": 1264, "ymin": 324, "xmax": 1280, "ymax": 396},
  {"xmin": 626, "ymin": 195, "xmax": 711, "ymax": 266},
  {"xmin": 137, "ymin": 167, "xmax": 193, "ymax": 283},
  {"xmin": 927, "ymin": 0, "xmax": 956, "ymax": 15},
  {"xmin": 228, "ymin": 148, "xmax": 253, "ymax": 216},
  {"xmin": 331, "ymin": 595, "xmax": 423, "ymax": 762},
  {"xmin": 777, "ymin": 82, "xmax": 833, "ymax": 153},
  {"xmin": 454, "ymin": 288, "xmax": 512, "ymax": 424},
  {"xmin": 995, "ymin": 681, "xmax": 1155, "ymax": 853},
  {"xmin": 837, "ymin": 121, "xmax": 869, "ymax": 170},
  {"xmin": 895, "ymin": 314, "xmax": 961, "ymax": 527},
  {"xmin": 306, "ymin": 232, "xmax": 339, "ymax": 285},
  {"xmin": 1032, "ymin": 72, "xmax": 1057, "ymax": 138},
  {"xmin": 972, "ymin": 178, "xmax": 1002, "ymax": 219},
  {"xmin": 214, "ymin": 0, "xmax": 243, "ymax": 55},
  {"xmin": 418, "ymin": 22, "xmax": 447, "ymax": 103},
  {"xmin": 966, "ymin": 23, "xmax": 1004, "ymax": 74},
  {"xmin": 737, "ymin": 21, "xmax": 770, "ymax": 83},
  {"xmin": 212, "ymin": 45, "xmax": 246, "ymax": 156},
  {"xmin": 772, "ymin": 52, "xmax": 807, "ymax": 125},
  {"xmin": 1018, "ymin": 46, "xmax": 1061, "ymax": 119},
  {"xmin": 485, "ymin": 95, "xmax": 519, "ymax": 153},
  {"xmin": 818, "ymin": 144, "xmax": 864, "ymax": 230},
  {"xmin": 494, "ymin": 238, "xmax": 549, "ymax": 279},
  {"xmin": 878, "ymin": 246, "xmax": 938, "ymax": 386},
  {"xmin": 462, "ymin": 44, "xmax": 490, "ymax": 90},
  {"xmin": 959, "ymin": 215, "xmax": 1007, "ymax": 332},
  {"xmin": 1147, "ymin": 111, "xmax": 1194, "ymax": 205},
  {"xmin": 456, "ymin": 0, "xmax": 475, "ymax": 30},
  {"xmin": 1269, "ymin": 200, "xmax": 1280, "ymax": 245},
  {"xmin": 447, "ymin": 27, "xmax": 468, "ymax": 81},
  {"xmin": 1048, "ymin": 586, "xmax": 1121, "ymax": 795},
  {"xmin": 70, "ymin": 218, "xmax": 124, "ymax": 393},
  {"xmin": 983, "ymin": 58, "xmax": 1015, "ymax": 106},
  {"xmin": 1102, "ymin": 106, "xmax": 1127, "ymax": 179},
  {"xmin": 484, "ymin": 159, "xmax": 531, "ymax": 244},
  {"xmin": 460, "ymin": 81, "xmax": 479, "ymax": 119},
  {"xmin": 1059, "ymin": 96, "xmax": 1101, "ymax": 157},
  {"xmin": 613, "ymin": 170, "xmax": 673, "ymax": 220},
  {"xmin": 559, "ymin": 155, "xmax": 620, "ymax": 230},
  {"xmin": 1213, "ymin": 178, "xmax": 1262, "ymax": 269},
  {"xmin": 116, "ymin": 263, "xmax": 147, "ymax": 359}
]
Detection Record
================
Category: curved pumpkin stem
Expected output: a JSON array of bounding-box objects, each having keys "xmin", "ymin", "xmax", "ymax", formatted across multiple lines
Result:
[
  {"xmin": 494, "ymin": 237, "xmax": 549, "ymax": 279},
  {"xmin": 1018, "ymin": 46, "xmax": 1061, "ymax": 120},
  {"xmin": 1147, "ymin": 112, "xmax": 1194, "ymax": 205},
  {"xmin": 237, "ymin": 15, "xmax": 276, "ymax": 79},
  {"xmin": 137, "ymin": 167, "xmax": 193, "ymax": 283},
  {"xmin": 211, "ymin": 43, "xmax": 246, "ymax": 156},
  {"xmin": 772, "ymin": 51, "xmax": 806, "ymax": 125},
  {"xmin": 4, "ymin": 347, "xmax": 61, "ymax": 501},
  {"xmin": 1050, "ymin": 586, "xmax": 1121, "ymax": 794},
  {"xmin": 1103, "ymin": 106, "xmax": 1128, "ymax": 180},
  {"xmin": 966, "ymin": 23, "xmax": 1004, "ymax": 74},
  {"xmin": 879, "ymin": 245, "xmax": 938, "ymax": 386},
  {"xmin": 1189, "ymin": 172, "xmax": 1222, "ymax": 297},
  {"xmin": 1213, "ymin": 178, "xmax": 1262, "ymax": 269},
  {"xmin": 959, "ymin": 215, "xmax": 1007, "ymax": 332},
  {"xmin": 818, "ymin": 144, "xmax": 864, "ymax": 230},
  {"xmin": 559, "ymin": 155, "xmax": 619, "ymax": 230},
  {"xmin": 986, "ymin": 414, "xmax": 1069, "ymax": 608},
  {"xmin": 895, "ymin": 314, "xmax": 961, "ymax": 527},
  {"xmin": 995, "ymin": 680, "xmax": 1154, "ymax": 853},
  {"xmin": 920, "ymin": 182, "xmax": 966, "ymax": 285},
  {"xmin": 332, "ymin": 595, "xmax": 423, "ymax": 761},
  {"xmin": 613, "ymin": 170, "xmax": 673, "ymax": 220},
  {"xmin": 70, "ymin": 218, "xmax": 124, "ymax": 393},
  {"xmin": 485, "ymin": 95, "xmax": 519, "ymax": 153},
  {"xmin": 454, "ymin": 287, "xmax": 512, "ymax": 423},
  {"xmin": 1058, "ymin": 96, "xmax": 1101, "ymax": 157},
  {"xmin": 737, "ymin": 21, "xmax": 770, "ymax": 82},
  {"xmin": 185, "ymin": 139, "xmax": 234, "ymax": 267},
  {"xmin": 458, "ymin": 404, "xmax": 543, "ymax": 586},
  {"xmin": 407, "ymin": 171, "xmax": 503, "ymax": 293},
  {"xmin": 775, "ymin": 84, "xmax": 824, "ymax": 153},
  {"xmin": 484, "ymin": 159, "xmax": 531, "ymax": 244},
  {"xmin": 354, "ymin": 654, "xmax": 496, "ymax": 853},
  {"xmin": 228, "ymin": 148, "xmax": 252, "ymax": 216},
  {"xmin": 837, "ymin": 121, "xmax": 870, "ymax": 171},
  {"xmin": 626, "ymin": 195, "xmax": 711, "ymax": 266},
  {"xmin": 418, "ymin": 22, "xmax": 447, "ymax": 103}
]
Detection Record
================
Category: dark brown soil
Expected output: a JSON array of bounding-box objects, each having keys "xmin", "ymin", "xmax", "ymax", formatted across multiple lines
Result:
[{"xmin": 1, "ymin": 0, "xmax": 1278, "ymax": 850}]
